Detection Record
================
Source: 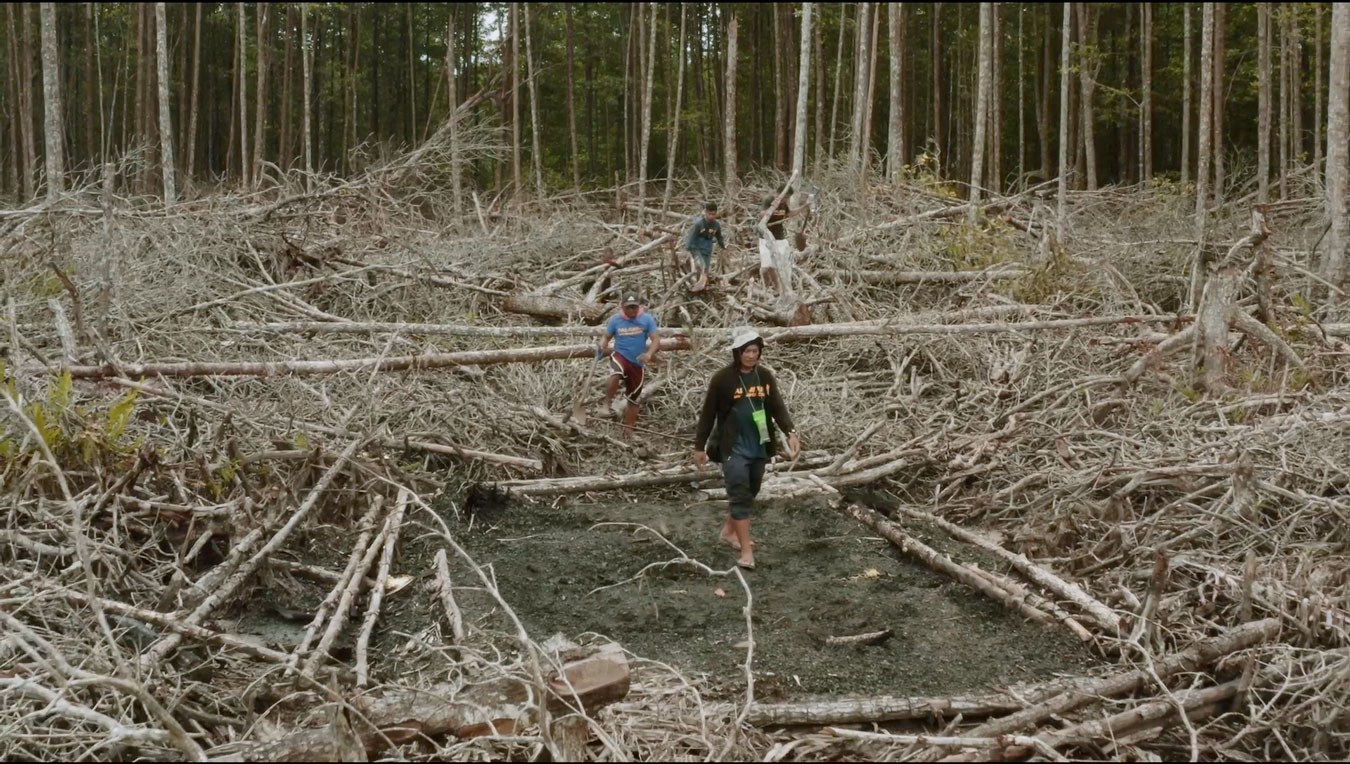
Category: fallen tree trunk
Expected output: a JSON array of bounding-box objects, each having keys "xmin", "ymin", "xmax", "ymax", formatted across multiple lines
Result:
[
  {"xmin": 501, "ymin": 292, "xmax": 609, "ymax": 324},
  {"xmin": 488, "ymin": 451, "xmax": 834, "ymax": 498},
  {"xmin": 840, "ymin": 503, "xmax": 1060, "ymax": 630},
  {"xmin": 747, "ymin": 676, "xmax": 1091, "ymax": 726},
  {"xmin": 353, "ymin": 643, "xmax": 629, "ymax": 753},
  {"xmin": 818, "ymin": 267, "xmax": 1027, "ymax": 284},
  {"xmin": 889, "ymin": 503, "xmax": 1121, "ymax": 637},
  {"xmin": 944, "ymin": 617, "xmax": 1280, "ymax": 743},
  {"xmin": 49, "ymin": 336, "xmax": 693, "ymax": 380}
]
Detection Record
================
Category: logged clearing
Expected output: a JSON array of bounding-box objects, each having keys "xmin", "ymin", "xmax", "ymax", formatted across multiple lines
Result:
[{"xmin": 2, "ymin": 160, "xmax": 1349, "ymax": 761}]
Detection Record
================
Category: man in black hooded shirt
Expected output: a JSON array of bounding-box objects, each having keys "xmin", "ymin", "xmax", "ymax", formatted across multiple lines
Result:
[{"xmin": 692, "ymin": 329, "xmax": 801, "ymax": 570}]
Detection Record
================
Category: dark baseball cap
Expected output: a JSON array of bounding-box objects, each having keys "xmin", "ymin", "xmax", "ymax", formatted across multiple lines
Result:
[{"xmin": 622, "ymin": 293, "xmax": 642, "ymax": 306}]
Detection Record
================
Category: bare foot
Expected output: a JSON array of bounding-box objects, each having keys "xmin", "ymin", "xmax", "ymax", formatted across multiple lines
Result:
[
  {"xmin": 718, "ymin": 531, "xmax": 755, "ymax": 551},
  {"xmin": 736, "ymin": 556, "xmax": 756, "ymax": 570}
]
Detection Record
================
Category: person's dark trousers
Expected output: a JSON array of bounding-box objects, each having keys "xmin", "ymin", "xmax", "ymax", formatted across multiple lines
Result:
[{"xmin": 723, "ymin": 453, "xmax": 766, "ymax": 520}]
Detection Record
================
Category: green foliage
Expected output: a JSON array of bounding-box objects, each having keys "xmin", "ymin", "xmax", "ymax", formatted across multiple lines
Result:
[{"xmin": 0, "ymin": 366, "xmax": 143, "ymax": 476}]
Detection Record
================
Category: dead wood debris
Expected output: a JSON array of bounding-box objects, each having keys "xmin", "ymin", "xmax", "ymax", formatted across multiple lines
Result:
[{"xmin": 1, "ymin": 158, "xmax": 1347, "ymax": 761}]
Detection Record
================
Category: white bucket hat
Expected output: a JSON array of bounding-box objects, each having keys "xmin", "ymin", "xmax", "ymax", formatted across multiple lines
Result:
[{"xmin": 730, "ymin": 329, "xmax": 762, "ymax": 351}]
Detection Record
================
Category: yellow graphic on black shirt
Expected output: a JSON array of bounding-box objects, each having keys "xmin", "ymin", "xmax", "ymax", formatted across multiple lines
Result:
[{"xmin": 732, "ymin": 383, "xmax": 771, "ymax": 401}]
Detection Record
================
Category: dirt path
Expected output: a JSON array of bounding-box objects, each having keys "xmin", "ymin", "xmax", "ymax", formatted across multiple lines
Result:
[{"xmin": 433, "ymin": 494, "xmax": 1098, "ymax": 702}]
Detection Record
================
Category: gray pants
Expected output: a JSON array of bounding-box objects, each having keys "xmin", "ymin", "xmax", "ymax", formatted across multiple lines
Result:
[{"xmin": 722, "ymin": 453, "xmax": 766, "ymax": 520}]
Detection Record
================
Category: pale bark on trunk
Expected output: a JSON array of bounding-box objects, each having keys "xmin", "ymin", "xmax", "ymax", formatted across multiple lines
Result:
[
  {"xmin": 236, "ymin": 3, "xmax": 249, "ymax": 188},
  {"xmin": 848, "ymin": 2, "xmax": 872, "ymax": 170},
  {"xmin": 1212, "ymin": 3, "xmax": 1225, "ymax": 204},
  {"xmin": 1056, "ymin": 2, "xmax": 1071, "ymax": 233},
  {"xmin": 510, "ymin": 3, "xmax": 521, "ymax": 196},
  {"xmin": 1075, "ymin": 3, "xmax": 1097, "ymax": 191},
  {"xmin": 887, "ymin": 2, "xmax": 903, "ymax": 182},
  {"xmin": 813, "ymin": 13, "xmax": 824, "ymax": 170},
  {"xmin": 38, "ymin": 2, "xmax": 64, "ymax": 201},
  {"xmin": 662, "ymin": 3, "xmax": 687, "ymax": 212},
  {"xmin": 969, "ymin": 3, "xmax": 992, "ymax": 220},
  {"xmin": 1291, "ymin": 13, "xmax": 1302, "ymax": 171},
  {"xmin": 524, "ymin": 2, "xmax": 545, "ymax": 202},
  {"xmin": 1280, "ymin": 9, "xmax": 1290, "ymax": 198},
  {"xmin": 792, "ymin": 3, "xmax": 812, "ymax": 177},
  {"xmin": 1315, "ymin": 6, "xmax": 1324, "ymax": 169},
  {"xmin": 931, "ymin": 3, "xmax": 942, "ymax": 173},
  {"xmin": 446, "ymin": 7, "xmax": 460, "ymax": 213},
  {"xmin": 1196, "ymin": 2, "xmax": 1213, "ymax": 237},
  {"xmin": 1140, "ymin": 2, "xmax": 1152, "ymax": 182},
  {"xmin": 278, "ymin": 5, "xmax": 293, "ymax": 169},
  {"xmin": 1258, "ymin": 3, "xmax": 1271, "ymax": 203},
  {"xmin": 990, "ymin": 3, "xmax": 1001, "ymax": 192},
  {"xmin": 301, "ymin": 3, "xmax": 312, "ymax": 192},
  {"xmin": 1038, "ymin": 6, "xmax": 1051, "ymax": 180},
  {"xmin": 1324, "ymin": 3, "xmax": 1350, "ymax": 293},
  {"xmin": 723, "ymin": 16, "xmax": 738, "ymax": 208},
  {"xmin": 565, "ymin": 4, "xmax": 580, "ymax": 189},
  {"xmin": 828, "ymin": 3, "xmax": 848, "ymax": 161},
  {"xmin": 1182, "ymin": 3, "xmax": 1191, "ymax": 184},
  {"xmin": 252, "ymin": 3, "xmax": 270, "ymax": 188},
  {"xmin": 406, "ymin": 3, "xmax": 416, "ymax": 145},
  {"xmin": 1192, "ymin": 210, "xmax": 1272, "ymax": 394},
  {"xmin": 185, "ymin": 2, "xmax": 202, "ymax": 180},
  {"xmin": 637, "ymin": 2, "xmax": 658, "ymax": 218},
  {"xmin": 154, "ymin": 2, "xmax": 175, "ymax": 206}
]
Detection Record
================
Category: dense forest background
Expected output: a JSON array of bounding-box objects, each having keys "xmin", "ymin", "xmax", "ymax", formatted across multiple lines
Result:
[{"xmin": 2, "ymin": 3, "xmax": 1343, "ymax": 205}]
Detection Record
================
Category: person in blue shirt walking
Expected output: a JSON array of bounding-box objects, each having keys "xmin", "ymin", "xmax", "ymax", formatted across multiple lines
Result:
[
  {"xmin": 684, "ymin": 202, "xmax": 726, "ymax": 294},
  {"xmin": 598, "ymin": 292, "xmax": 661, "ymax": 438}
]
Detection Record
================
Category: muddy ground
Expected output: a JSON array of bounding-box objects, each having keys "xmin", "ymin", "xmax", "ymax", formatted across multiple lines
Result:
[{"xmin": 227, "ymin": 486, "xmax": 1097, "ymax": 703}]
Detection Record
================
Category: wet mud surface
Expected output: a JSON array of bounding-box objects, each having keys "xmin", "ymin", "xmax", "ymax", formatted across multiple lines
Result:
[{"xmin": 437, "ymin": 493, "xmax": 1099, "ymax": 702}]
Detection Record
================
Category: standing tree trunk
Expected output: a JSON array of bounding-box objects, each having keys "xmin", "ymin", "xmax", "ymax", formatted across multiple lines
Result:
[
  {"xmin": 969, "ymin": 2, "xmax": 992, "ymax": 221},
  {"xmin": 236, "ymin": 2, "xmax": 249, "ymax": 187},
  {"xmin": 848, "ymin": 1, "xmax": 872, "ymax": 170},
  {"xmin": 565, "ymin": 4, "xmax": 580, "ymax": 189},
  {"xmin": 1075, "ymin": 2, "xmax": 1097, "ymax": 191},
  {"xmin": 1324, "ymin": 3, "xmax": 1349, "ymax": 292},
  {"xmin": 990, "ymin": 3, "xmax": 1001, "ymax": 193},
  {"xmin": 663, "ymin": 3, "xmax": 687, "ymax": 212},
  {"xmin": 1212, "ymin": 3, "xmax": 1225, "ymax": 205},
  {"xmin": 1290, "ymin": 12, "xmax": 1302, "ymax": 171},
  {"xmin": 406, "ymin": 3, "xmax": 416, "ymax": 145},
  {"xmin": 1037, "ymin": 5, "xmax": 1052, "ymax": 180},
  {"xmin": 813, "ymin": 11, "xmax": 824, "ymax": 170},
  {"xmin": 510, "ymin": 3, "xmax": 521, "ymax": 196},
  {"xmin": 301, "ymin": 2, "xmax": 312, "ymax": 192},
  {"xmin": 636, "ymin": 2, "xmax": 657, "ymax": 218},
  {"xmin": 724, "ymin": 15, "xmax": 738, "ymax": 208},
  {"xmin": 445, "ymin": 6, "xmax": 460, "ymax": 213},
  {"xmin": 278, "ymin": 5, "xmax": 294, "ymax": 169},
  {"xmin": 154, "ymin": 2, "xmax": 174, "ymax": 205},
  {"xmin": 1258, "ymin": 3, "xmax": 1272, "ymax": 203},
  {"xmin": 185, "ymin": 1, "xmax": 202, "ymax": 181},
  {"xmin": 931, "ymin": 2, "xmax": 942, "ymax": 173},
  {"xmin": 38, "ymin": 1, "xmax": 64, "ymax": 201},
  {"xmin": 887, "ymin": 2, "xmax": 903, "ymax": 182},
  {"xmin": 523, "ymin": 2, "xmax": 545, "ymax": 202},
  {"xmin": 1018, "ymin": 2, "xmax": 1025, "ymax": 188},
  {"xmin": 1314, "ymin": 5, "xmax": 1324, "ymax": 169},
  {"xmin": 252, "ymin": 3, "xmax": 270, "ymax": 188},
  {"xmin": 1280, "ymin": 7, "xmax": 1291, "ymax": 198},
  {"xmin": 1196, "ymin": 2, "xmax": 1214, "ymax": 237},
  {"xmin": 1055, "ymin": 2, "xmax": 1071, "ymax": 233},
  {"xmin": 1140, "ymin": 2, "xmax": 1152, "ymax": 182},
  {"xmin": 827, "ymin": 3, "xmax": 848, "ymax": 161},
  {"xmin": 860, "ymin": 1, "xmax": 880, "ymax": 183},
  {"xmin": 792, "ymin": 3, "xmax": 812, "ymax": 176},
  {"xmin": 1182, "ymin": 2, "xmax": 1191, "ymax": 185}
]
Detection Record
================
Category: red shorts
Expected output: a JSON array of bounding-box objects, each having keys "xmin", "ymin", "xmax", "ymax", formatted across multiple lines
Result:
[{"xmin": 608, "ymin": 353, "xmax": 645, "ymax": 403}]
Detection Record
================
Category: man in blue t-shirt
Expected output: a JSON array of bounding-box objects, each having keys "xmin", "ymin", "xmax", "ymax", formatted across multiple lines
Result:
[{"xmin": 598, "ymin": 292, "xmax": 661, "ymax": 437}]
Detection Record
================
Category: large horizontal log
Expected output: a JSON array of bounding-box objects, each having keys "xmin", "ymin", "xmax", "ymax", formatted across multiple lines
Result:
[
  {"xmin": 48, "ymin": 336, "xmax": 693, "ymax": 380},
  {"xmin": 488, "ymin": 451, "xmax": 834, "ymax": 498},
  {"xmin": 760, "ymin": 314, "xmax": 1182, "ymax": 342},
  {"xmin": 953, "ymin": 617, "xmax": 1281, "ymax": 740},
  {"xmin": 747, "ymin": 676, "xmax": 1090, "ymax": 726},
  {"xmin": 500, "ymin": 293, "xmax": 609, "ymax": 324},
  {"xmin": 817, "ymin": 267, "xmax": 1027, "ymax": 284}
]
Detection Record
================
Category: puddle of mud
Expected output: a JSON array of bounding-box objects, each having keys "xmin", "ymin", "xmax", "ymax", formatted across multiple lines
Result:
[{"xmin": 437, "ymin": 494, "xmax": 1099, "ymax": 701}]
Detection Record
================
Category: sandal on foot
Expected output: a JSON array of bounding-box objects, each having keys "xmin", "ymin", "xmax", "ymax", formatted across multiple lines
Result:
[{"xmin": 736, "ymin": 560, "xmax": 756, "ymax": 571}]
